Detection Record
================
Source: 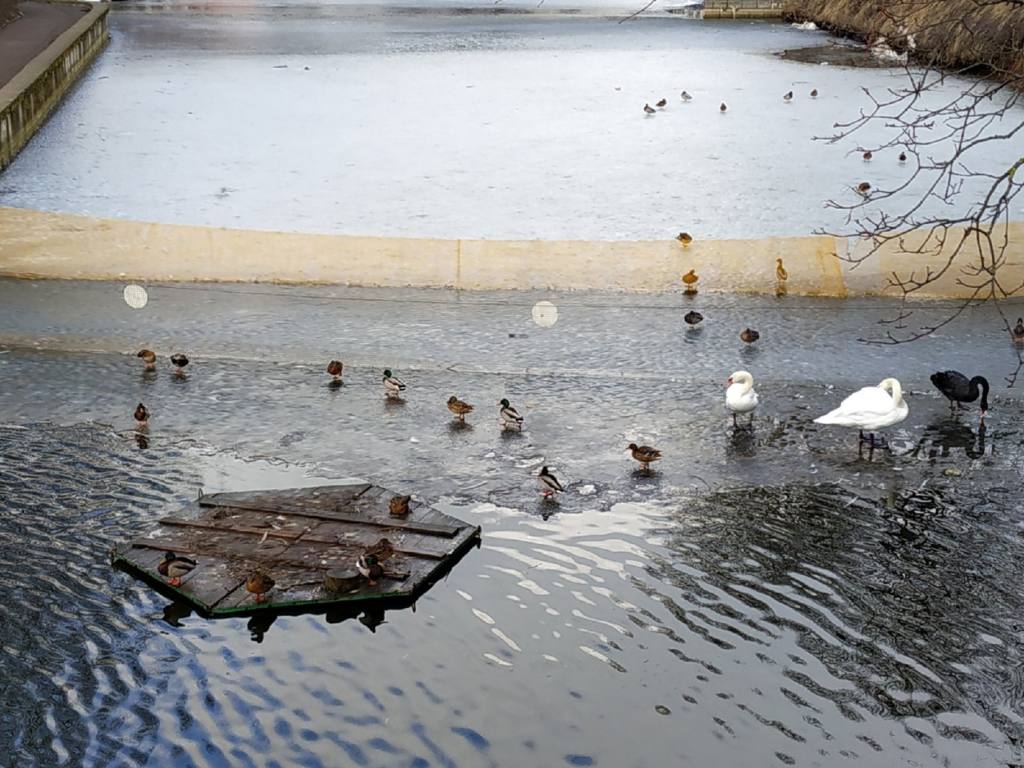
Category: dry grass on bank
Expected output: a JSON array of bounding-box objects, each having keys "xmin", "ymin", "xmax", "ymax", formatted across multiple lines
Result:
[{"xmin": 784, "ymin": 0, "xmax": 1024, "ymax": 79}]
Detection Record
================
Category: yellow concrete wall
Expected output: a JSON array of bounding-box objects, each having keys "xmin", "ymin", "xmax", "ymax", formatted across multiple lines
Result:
[{"xmin": 0, "ymin": 206, "xmax": 1020, "ymax": 298}]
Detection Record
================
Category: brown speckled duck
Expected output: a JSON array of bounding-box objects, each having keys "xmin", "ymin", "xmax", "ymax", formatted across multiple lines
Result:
[
  {"xmin": 389, "ymin": 495, "xmax": 411, "ymax": 518},
  {"xmin": 327, "ymin": 360, "xmax": 343, "ymax": 382},
  {"xmin": 246, "ymin": 572, "xmax": 276, "ymax": 603},
  {"xmin": 627, "ymin": 443, "xmax": 662, "ymax": 471},
  {"xmin": 137, "ymin": 349, "xmax": 156, "ymax": 371},
  {"xmin": 740, "ymin": 328, "xmax": 760, "ymax": 344},
  {"xmin": 447, "ymin": 396, "xmax": 474, "ymax": 421},
  {"xmin": 134, "ymin": 403, "xmax": 149, "ymax": 427}
]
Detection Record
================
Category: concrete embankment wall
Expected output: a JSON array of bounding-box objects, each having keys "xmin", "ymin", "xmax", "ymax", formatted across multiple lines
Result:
[
  {"xmin": 703, "ymin": 1, "xmax": 784, "ymax": 20},
  {"xmin": 0, "ymin": 3, "xmax": 109, "ymax": 171},
  {"xmin": 0, "ymin": 206, "xmax": 1021, "ymax": 298}
]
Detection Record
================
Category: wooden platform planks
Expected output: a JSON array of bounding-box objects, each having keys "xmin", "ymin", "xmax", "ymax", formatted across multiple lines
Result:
[{"xmin": 111, "ymin": 483, "xmax": 480, "ymax": 617}]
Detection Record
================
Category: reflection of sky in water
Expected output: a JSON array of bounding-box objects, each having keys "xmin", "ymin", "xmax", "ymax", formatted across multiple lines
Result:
[{"xmin": 2, "ymin": 12, "xmax": 1021, "ymax": 239}]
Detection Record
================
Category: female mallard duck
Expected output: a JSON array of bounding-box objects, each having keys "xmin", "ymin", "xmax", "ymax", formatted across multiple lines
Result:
[
  {"xmin": 862, "ymin": 150, "xmax": 873, "ymax": 161},
  {"xmin": 246, "ymin": 572, "xmax": 276, "ymax": 603},
  {"xmin": 356, "ymin": 553, "xmax": 384, "ymax": 585},
  {"xmin": 682, "ymin": 269, "xmax": 699, "ymax": 294},
  {"xmin": 1013, "ymin": 318, "xmax": 1024, "ymax": 343},
  {"xmin": 137, "ymin": 349, "xmax": 156, "ymax": 371},
  {"xmin": 538, "ymin": 466, "xmax": 564, "ymax": 498},
  {"xmin": 134, "ymin": 403, "xmax": 149, "ymax": 427},
  {"xmin": 855, "ymin": 182, "xmax": 871, "ymax": 196},
  {"xmin": 327, "ymin": 360, "xmax": 343, "ymax": 382},
  {"xmin": 680, "ymin": 90, "xmax": 692, "ymax": 101},
  {"xmin": 655, "ymin": 98, "xmax": 667, "ymax": 108},
  {"xmin": 170, "ymin": 353, "xmax": 189, "ymax": 376},
  {"xmin": 684, "ymin": 310, "xmax": 703, "ymax": 327},
  {"xmin": 775, "ymin": 258, "xmax": 788, "ymax": 282},
  {"xmin": 643, "ymin": 103, "xmax": 656, "ymax": 115},
  {"xmin": 676, "ymin": 232, "xmax": 693, "ymax": 246},
  {"xmin": 498, "ymin": 398, "xmax": 524, "ymax": 430},
  {"xmin": 726, "ymin": 370, "xmax": 759, "ymax": 426},
  {"xmin": 382, "ymin": 369, "xmax": 406, "ymax": 399},
  {"xmin": 447, "ymin": 396, "xmax": 474, "ymax": 421},
  {"xmin": 719, "ymin": 102, "xmax": 728, "ymax": 112},
  {"xmin": 389, "ymin": 494, "xmax": 411, "ymax": 518},
  {"xmin": 783, "ymin": 91, "xmax": 793, "ymax": 102},
  {"xmin": 627, "ymin": 443, "xmax": 662, "ymax": 470},
  {"xmin": 158, "ymin": 551, "xmax": 196, "ymax": 586},
  {"xmin": 810, "ymin": 88, "xmax": 818, "ymax": 98},
  {"xmin": 365, "ymin": 538, "xmax": 395, "ymax": 562},
  {"xmin": 740, "ymin": 328, "xmax": 760, "ymax": 344}
]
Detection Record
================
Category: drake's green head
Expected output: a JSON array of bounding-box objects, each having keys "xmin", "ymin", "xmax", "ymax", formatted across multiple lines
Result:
[
  {"xmin": 500, "ymin": 398, "xmax": 510, "ymax": 407},
  {"xmin": 383, "ymin": 369, "xmax": 393, "ymax": 378}
]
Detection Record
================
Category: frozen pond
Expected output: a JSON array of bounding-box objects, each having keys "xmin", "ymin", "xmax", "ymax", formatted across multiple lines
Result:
[
  {"xmin": 2, "ymin": 279, "xmax": 1024, "ymax": 766},
  {"xmin": 2, "ymin": 4, "xmax": 1022, "ymax": 239}
]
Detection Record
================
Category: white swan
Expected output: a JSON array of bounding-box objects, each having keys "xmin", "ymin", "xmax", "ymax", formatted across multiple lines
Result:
[
  {"xmin": 814, "ymin": 377, "xmax": 908, "ymax": 448},
  {"xmin": 726, "ymin": 370, "xmax": 758, "ymax": 426}
]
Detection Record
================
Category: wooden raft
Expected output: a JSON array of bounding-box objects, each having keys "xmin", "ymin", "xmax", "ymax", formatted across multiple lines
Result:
[{"xmin": 111, "ymin": 484, "xmax": 481, "ymax": 617}]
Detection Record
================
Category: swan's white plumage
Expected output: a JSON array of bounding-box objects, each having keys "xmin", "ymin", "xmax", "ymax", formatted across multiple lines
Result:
[
  {"xmin": 814, "ymin": 378, "xmax": 908, "ymax": 431},
  {"xmin": 726, "ymin": 371, "xmax": 759, "ymax": 414}
]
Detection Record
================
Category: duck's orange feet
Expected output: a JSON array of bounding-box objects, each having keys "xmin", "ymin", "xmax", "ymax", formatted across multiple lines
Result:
[{"xmin": 169, "ymin": 577, "xmax": 182, "ymax": 587}]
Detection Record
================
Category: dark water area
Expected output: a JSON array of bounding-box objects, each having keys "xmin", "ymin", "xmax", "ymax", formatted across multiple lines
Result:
[{"xmin": 2, "ymin": 292, "xmax": 1024, "ymax": 766}]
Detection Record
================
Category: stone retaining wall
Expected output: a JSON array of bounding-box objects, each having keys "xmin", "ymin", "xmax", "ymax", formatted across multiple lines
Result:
[{"xmin": 0, "ymin": 3, "xmax": 108, "ymax": 171}]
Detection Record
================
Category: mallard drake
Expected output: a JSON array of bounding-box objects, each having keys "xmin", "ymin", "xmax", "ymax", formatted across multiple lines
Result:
[
  {"xmin": 776, "ymin": 258, "xmax": 788, "ymax": 282},
  {"xmin": 726, "ymin": 370, "xmax": 759, "ymax": 426},
  {"xmin": 680, "ymin": 90, "xmax": 692, "ymax": 101},
  {"xmin": 356, "ymin": 553, "xmax": 384, "ymax": 585},
  {"xmin": 627, "ymin": 443, "xmax": 662, "ymax": 470},
  {"xmin": 134, "ymin": 403, "xmax": 149, "ymax": 427},
  {"xmin": 137, "ymin": 349, "xmax": 156, "ymax": 371},
  {"xmin": 930, "ymin": 371, "xmax": 989, "ymax": 417},
  {"xmin": 783, "ymin": 91, "xmax": 793, "ymax": 102},
  {"xmin": 447, "ymin": 395, "xmax": 474, "ymax": 421},
  {"xmin": 1013, "ymin": 318, "xmax": 1024, "ymax": 343},
  {"xmin": 855, "ymin": 182, "xmax": 871, "ymax": 196},
  {"xmin": 643, "ymin": 103, "xmax": 656, "ymax": 115},
  {"xmin": 538, "ymin": 466, "xmax": 564, "ymax": 498},
  {"xmin": 389, "ymin": 495, "xmax": 412, "ymax": 518},
  {"xmin": 498, "ymin": 398, "xmax": 524, "ymax": 430},
  {"xmin": 684, "ymin": 310, "xmax": 703, "ymax": 327},
  {"xmin": 898, "ymin": 151, "xmax": 907, "ymax": 163},
  {"xmin": 655, "ymin": 98, "xmax": 667, "ymax": 108},
  {"xmin": 170, "ymin": 353, "xmax": 189, "ymax": 376},
  {"xmin": 383, "ymin": 369, "xmax": 406, "ymax": 399},
  {"xmin": 246, "ymin": 572, "xmax": 276, "ymax": 603},
  {"xmin": 719, "ymin": 102, "xmax": 727, "ymax": 112},
  {"xmin": 810, "ymin": 88, "xmax": 818, "ymax": 97},
  {"xmin": 327, "ymin": 360, "xmax": 343, "ymax": 381},
  {"xmin": 814, "ymin": 378, "xmax": 908, "ymax": 451},
  {"xmin": 740, "ymin": 328, "xmax": 760, "ymax": 344},
  {"xmin": 676, "ymin": 232, "xmax": 693, "ymax": 245},
  {"xmin": 157, "ymin": 551, "xmax": 196, "ymax": 586},
  {"xmin": 862, "ymin": 150, "xmax": 873, "ymax": 161}
]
